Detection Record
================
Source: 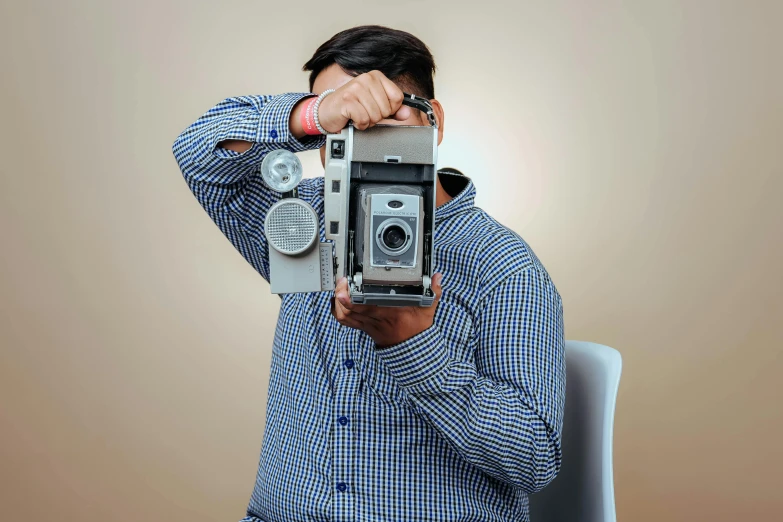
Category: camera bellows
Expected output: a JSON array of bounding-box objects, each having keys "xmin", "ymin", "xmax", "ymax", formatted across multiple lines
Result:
[{"xmin": 264, "ymin": 199, "xmax": 318, "ymax": 255}]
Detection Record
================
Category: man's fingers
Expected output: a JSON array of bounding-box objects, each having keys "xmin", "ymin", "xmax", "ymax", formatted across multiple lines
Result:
[
  {"xmin": 352, "ymin": 83, "xmax": 383, "ymax": 125},
  {"xmin": 425, "ymin": 272, "xmax": 444, "ymax": 315},
  {"xmin": 377, "ymin": 73, "xmax": 404, "ymax": 111},
  {"xmin": 346, "ymin": 302, "xmax": 385, "ymax": 322},
  {"xmin": 335, "ymin": 292, "xmax": 382, "ymax": 322},
  {"xmin": 331, "ymin": 297, "xmax": 364, "ymax": 329},
  {"xmin": 333, "ymin": 284, "xmax": 386, "ymax": 324},
  {"xmin": 392, "ymin": 106, "xmax": 412, "ymax": 121},
  {"xmin": 367, "ymin": 76, "xmax": 393, "ymax": 119},
  {"xmin": 333, "ymin": 278, "xmax": 366, "ymax": 316},
  {"xmin": 376, "ymin": 73, "xmax": 410, "ymax": 121},
  {"xmin": 432, "ymin": 272, "xmax": 444, "ymax": 300},
  {"xmin": 335, "ymin": 276, "xmax": 349, "ymax": 293},
  {"xmin": 347, "ymin": 101, "xmax": 371, "ymax": 130}
]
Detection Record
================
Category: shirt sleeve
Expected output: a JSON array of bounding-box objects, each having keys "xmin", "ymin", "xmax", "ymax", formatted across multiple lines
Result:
[
  {"xmin": 374, "ymin": 266, "xmax": 566, "ymax": 493},
  {"xmin": 171, "ymin": 93, "xmax": 326, "ymax": 282}
]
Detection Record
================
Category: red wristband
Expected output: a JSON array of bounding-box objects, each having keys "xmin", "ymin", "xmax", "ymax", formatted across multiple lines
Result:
[{"xmin": 300, "ymin": 96, "xmax": 321, "ymax": 136}]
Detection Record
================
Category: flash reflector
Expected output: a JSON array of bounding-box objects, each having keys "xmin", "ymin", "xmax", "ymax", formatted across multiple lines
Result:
[{"xmin": 264, "ymin": 199, "xmax": 318, "ymax": 255}]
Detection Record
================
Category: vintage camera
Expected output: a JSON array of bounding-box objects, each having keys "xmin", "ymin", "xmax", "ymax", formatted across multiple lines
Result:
[{"xmin": 262, "ymin": 93, "xmax": 438, "ymax": 307}]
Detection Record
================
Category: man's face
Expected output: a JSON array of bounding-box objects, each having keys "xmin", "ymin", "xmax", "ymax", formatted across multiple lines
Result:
[{"xmin": 312, "ymin": 63, "xmax": 443, "ymax": 167}]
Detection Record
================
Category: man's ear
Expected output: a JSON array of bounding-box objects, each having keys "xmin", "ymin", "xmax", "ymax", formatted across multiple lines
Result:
[{"xmin": 429, "ymin": 99, "xmax": 445, "ymax": 145}]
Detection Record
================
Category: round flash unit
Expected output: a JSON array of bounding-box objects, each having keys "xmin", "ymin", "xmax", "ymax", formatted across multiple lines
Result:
[
  {"xmin": 261, "ymin": 149, "xmax": 303, "ymax": 193},
  {"xmin": 264, "ymin": 199, "xmax": 319, "ymax": 256}
]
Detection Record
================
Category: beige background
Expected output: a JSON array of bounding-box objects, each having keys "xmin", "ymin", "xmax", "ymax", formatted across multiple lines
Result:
[{"xmin": 1, "ymin": 0, "xmax": 781, "ymax": 521}]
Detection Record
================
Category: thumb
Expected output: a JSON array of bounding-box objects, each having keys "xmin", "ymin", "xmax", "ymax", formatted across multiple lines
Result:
[
  {"xmin": 392, "ymin": 105, "xmax": 412, "ymax": 121},
  {"xmin": 432, "ymin": 273, "xmax": 444, "ymax": 300}
]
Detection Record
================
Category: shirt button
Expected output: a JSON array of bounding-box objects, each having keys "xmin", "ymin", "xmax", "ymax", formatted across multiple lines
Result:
[
  {"xmin": 338, "ymin": 416, "xmax": 348, "ymax": 426},
  {"xmin": 269, "ymin": 129, "xmax": 278, "ymax": 139},
  {"xmin": 336, "ymin": 482, "xmax": 347, "ymax": 492},
  {"xmin": 344, "ymin": 359, "xmax": 354, "ymax": 369}
]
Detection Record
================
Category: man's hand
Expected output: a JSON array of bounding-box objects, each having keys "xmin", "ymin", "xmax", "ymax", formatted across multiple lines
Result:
[
  {"xmin": 290, "ymin": 70, "xmax": 413, "ymax": 138},
  {"xmin": 330, "ymin": 273, "xmax": 444, "ymax": 348},
  {"xmin": 318, "ymin": 70, "xmax": 412, "ymax": 132}
]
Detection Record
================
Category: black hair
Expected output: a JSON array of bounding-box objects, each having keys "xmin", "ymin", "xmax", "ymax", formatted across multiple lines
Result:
[{"xmin": 303, "ymin": 25, "xmax": 436, "ymax": 99}]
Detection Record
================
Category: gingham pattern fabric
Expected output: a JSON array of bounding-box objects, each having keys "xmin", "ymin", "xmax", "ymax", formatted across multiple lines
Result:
[{"xmin": 172, "ymin": 93, "xmax": 566, "ymax": 522}]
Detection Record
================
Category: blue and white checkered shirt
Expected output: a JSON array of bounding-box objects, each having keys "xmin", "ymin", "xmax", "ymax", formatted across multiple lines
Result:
[{"xmin": 172, "ymin": 93, "xmax": 566, "ymax": 522}]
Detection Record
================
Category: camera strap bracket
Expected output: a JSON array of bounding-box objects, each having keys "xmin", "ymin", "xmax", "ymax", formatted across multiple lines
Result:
[{"xmin": 402, "ymin": 93, "xmax": 437, "ymax": 127}]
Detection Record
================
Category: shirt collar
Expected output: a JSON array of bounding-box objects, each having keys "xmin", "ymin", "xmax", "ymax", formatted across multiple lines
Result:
[{"xmin": 435, "ymin": 170, "xmax": 475, "ymax": 223}]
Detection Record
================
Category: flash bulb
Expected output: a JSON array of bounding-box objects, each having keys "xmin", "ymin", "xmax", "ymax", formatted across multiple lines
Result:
[{"xmin": 261, "ymin": 149, "xmax": 303, "ymax": 193}]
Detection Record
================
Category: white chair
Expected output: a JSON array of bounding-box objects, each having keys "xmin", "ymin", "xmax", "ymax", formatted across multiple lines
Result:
[{"xmin": 528, "ymin": 341, "xmax": 623, "ymax": 522}]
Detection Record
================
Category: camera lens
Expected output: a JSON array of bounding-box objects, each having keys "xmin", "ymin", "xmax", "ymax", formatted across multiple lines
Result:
[
  {"xmin": 382, "ymin": 225, "xmax": 406, "ymax": 250},
  {"xmin": 375, "ymin": 218, "xmax": 414, "ymax": 258}
]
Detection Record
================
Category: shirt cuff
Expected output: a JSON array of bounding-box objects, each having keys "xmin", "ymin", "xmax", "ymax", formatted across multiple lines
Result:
[
  {"xmin": 211, "ymin": 93, "xmax": 326, "ymax": 164},
  {"xmin": 374, "ymin": 324, "xmax": 451, "ymax": 395},
  {"xmin": 257, "ymin": 92, "xmax": 326, "ymax": 153}
]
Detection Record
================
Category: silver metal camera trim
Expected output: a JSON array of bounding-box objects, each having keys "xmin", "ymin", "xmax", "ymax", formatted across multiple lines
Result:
[
  {"xmin": 375, "ymin": 217, "xmax": 414, "ymax": 258},
  {"xmin": 323, "ymin": 126, "xmax": 353, "ymax": 280}
]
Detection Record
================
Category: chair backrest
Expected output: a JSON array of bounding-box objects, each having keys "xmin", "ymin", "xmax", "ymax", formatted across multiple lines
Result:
[{"xmin": 528, "ymin": 341, "xmax": 622, "ymax": 522}]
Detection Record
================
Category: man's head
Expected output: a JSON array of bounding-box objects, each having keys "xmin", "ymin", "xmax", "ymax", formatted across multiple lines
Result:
[{"xmin": 303, "ymin": 25, "xmax": 445, "ymax": 166}]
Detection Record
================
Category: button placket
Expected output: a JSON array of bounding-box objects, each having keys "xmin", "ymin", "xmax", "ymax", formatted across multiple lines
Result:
[{"xmin": 331, "ymin": 334, "xmax": 359, "ymax": 520}]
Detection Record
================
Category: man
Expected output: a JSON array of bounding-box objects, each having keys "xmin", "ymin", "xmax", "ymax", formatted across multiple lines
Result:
[{"xmin": 173, "ymin": 25, "xmax": 565, "ymax": 522}]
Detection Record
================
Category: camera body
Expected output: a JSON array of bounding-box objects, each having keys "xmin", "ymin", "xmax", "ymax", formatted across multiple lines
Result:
[
  {"xmin": 323, "ymin": 121, "xmax": 437, "ymax": 306},
  {"xmin": 368, "ymin": 193, "xmax": 422, "ymax": 272},
  {"xmin": 263, "ymin": 94, "xmax": 438, "ymax": 307}
]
